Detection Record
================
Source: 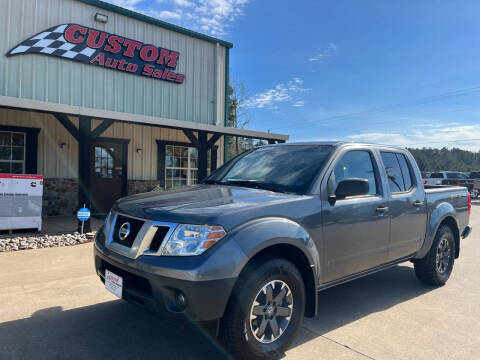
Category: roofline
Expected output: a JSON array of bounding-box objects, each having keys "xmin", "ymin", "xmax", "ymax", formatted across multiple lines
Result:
[
  {"xmin": 267, "ymin": 141, "xmax": 410, "ymax": 150},
  {"xmin": 0, "ymin": 96, "xmax": 288, "ymax": 141},
  {"xmin": 77, "ymin": 0, "xmax": 234, "ymax": 49}
]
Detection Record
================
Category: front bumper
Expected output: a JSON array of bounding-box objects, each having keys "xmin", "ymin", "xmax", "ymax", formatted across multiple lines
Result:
[{"xmin": 94, "ymin": 233, "xmax": 241, "ymax": 322}]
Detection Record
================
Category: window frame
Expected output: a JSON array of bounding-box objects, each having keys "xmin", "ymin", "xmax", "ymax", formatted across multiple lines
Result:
[
  {"xmin": 0, "ymin": 131, "xmax": 26, "ymax": 174},
  {"xmin": 327, "ymin": 149, "xmax": 381, "ymax": 199},
  {"xmin": 380, "ymin": 151, "xmax": 417, "ymax": 195},
  {"xmin": 165, "ymin": 144, "xmax": 199, "ymax": 190},
  {"xmin": 157, "ymin": 140, "xmax": 217, "ymax": 190}
]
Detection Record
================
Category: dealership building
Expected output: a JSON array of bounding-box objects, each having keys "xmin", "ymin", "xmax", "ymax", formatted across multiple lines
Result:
[{"xmin": 0, "ymin": 0, "xmax": 288, "ymax": 216}]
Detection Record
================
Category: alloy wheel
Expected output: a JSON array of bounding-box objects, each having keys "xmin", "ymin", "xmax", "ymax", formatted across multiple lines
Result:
[
  {"xmin": 249, "ymin": 280, "xmax": 293, "ymax": 344},
  {"xmin": 435, "ymin": 237, "xmax": 451, "ymax": 274}
]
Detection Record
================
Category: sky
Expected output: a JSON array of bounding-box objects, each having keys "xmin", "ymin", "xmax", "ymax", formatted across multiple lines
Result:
[{"xmin": 105, "ymin": 0, "xmax": 480, "ymax": 151}]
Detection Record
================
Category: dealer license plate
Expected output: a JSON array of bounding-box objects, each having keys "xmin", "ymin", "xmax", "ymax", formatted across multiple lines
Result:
[{"xmin": 105, "ymin": 269, "xmax": 123, "ymax": 298}]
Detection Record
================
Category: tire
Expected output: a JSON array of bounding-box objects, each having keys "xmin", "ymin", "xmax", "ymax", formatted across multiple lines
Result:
[
  {"xmin": 220, "ymin": 257, "xmax": 305, "ymax": 360},
  {"xmin": 414, "ymin": 225, "xmax": 456, "ymax": 286}
]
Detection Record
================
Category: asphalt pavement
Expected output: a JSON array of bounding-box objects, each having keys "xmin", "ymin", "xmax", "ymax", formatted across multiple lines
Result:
[{"xmin": 1, "ymin": 202, "xmax": 479, "ymax": 359}]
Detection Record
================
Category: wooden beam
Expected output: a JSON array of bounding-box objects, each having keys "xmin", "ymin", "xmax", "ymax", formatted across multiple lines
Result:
[
  {"xmin": 197, "ymin": 131, "xmax": 208, "ymax": 182},
  {"xmin": 182, "ymin": 129, "xmax": 198, "ymax": 147},
  {"xmin": 90, "ymin": 119, "xmax": 114, "ymax": 139},
  {"xmin": 54, "ymin": 114, "xmax": 79, "ymax": 141},
  {"xmin": 206, "ymin": 133, "xmax": 222, "ymax": 150}
]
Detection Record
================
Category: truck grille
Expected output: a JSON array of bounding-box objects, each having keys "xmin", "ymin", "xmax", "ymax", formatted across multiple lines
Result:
[
  {"xmin": 112, "ymin": 215, "xmax": 145, "ymax": 248},
  {"xmin": 149, "ymin": 226, "xmax": 171, "ymax": 252}
]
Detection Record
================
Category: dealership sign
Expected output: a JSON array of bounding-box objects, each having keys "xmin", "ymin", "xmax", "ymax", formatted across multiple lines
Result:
[{"xmin": 6, "ymin": 24, "xmax": 185, "ymax": 84}]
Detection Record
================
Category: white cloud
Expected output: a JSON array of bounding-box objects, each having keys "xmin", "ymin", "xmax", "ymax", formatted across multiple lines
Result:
[
  {"xmin": 347, "ymin": 125, "xmax": 480, "ymax": 151},
  {"xmin": 106, "ymin": 0, "xmax": 144, "ymax": 10},
  {"xmin": 246, "ymin": 78, "xmax": 310, "ymax": 109},
  {"xmin": 105, "ymin": 0, "xmax": 252, "ymax": 36},
  {"xmin": 172, "ymin": 0, "xmax": 195, "ymax": 6},
  {"xmin": 309, "ymin": 43, "xmax": 337, "ymax": 62},
  {"xmin": 149, "ymin": 9, "xmax": 183, "ymax": 19}
]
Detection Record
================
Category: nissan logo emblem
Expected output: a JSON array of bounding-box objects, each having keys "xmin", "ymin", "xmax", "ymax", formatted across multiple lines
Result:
[{"xmin": 118, "ymin": 222, "xmax": 131, "ymax": 241}]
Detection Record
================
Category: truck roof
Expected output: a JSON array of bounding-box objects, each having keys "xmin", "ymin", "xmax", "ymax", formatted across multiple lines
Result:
[{"xmin": 266, "ymin": 141, "xmax": 408, "ymax": 150}]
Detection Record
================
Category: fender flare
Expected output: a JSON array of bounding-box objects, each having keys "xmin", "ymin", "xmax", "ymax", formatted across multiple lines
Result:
[
  {"xmin": 415, "ymin": 202, "xmax": 459, "ymax": 259},
  {"xmin": 228, "ymin": 217, "xmax": 320, "ymax": 316}
]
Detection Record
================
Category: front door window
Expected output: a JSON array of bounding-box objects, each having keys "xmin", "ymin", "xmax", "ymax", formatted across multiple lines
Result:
[{"xmin": 94, "ymin": 146, "xmax": 114, "ymax": 179}]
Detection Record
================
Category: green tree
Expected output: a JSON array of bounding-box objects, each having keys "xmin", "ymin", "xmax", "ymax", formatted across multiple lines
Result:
[
  {"xmin": 226, "ymin": 81, "xmax": 265, "ymax": 160},
  {"xmin": 408, "ymin": 147, "xmax": 480, "ymax": 172}
]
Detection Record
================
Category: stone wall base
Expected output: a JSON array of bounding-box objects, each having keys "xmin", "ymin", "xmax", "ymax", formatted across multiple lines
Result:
[
  {"xmin": 127, "ymin": 180, "xmax": 162, "ymax": 195},
  {"xmin": 43, "ymin": 178, "xmax": 78, "ymax": 216}
]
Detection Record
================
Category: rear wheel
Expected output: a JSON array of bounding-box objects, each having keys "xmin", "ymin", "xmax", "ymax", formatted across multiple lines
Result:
[
  {"xmin": 220, "ymin": 257, "xmax": 305, "ymax": 360},
  {"xmin": 414, "ymin": 225, "xmax": 455, "ymax": 285}
]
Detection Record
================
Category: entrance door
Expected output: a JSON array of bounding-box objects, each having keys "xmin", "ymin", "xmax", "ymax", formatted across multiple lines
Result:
[{"xmin": 89, "ymin": 141, "xmax": 125, "ymax": 214}]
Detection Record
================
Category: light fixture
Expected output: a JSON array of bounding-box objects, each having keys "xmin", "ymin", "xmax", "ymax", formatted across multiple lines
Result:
[
  {"xmin": 136, "ymin": 147, "xmax": 143, "ymax": 153},
  {"xmin": 60, "ymin": 142, "xmax": 68, "ymax": 149},
  {"xmin": 95, "ymin": 13, "xmax": 109, "ymax": 23}
]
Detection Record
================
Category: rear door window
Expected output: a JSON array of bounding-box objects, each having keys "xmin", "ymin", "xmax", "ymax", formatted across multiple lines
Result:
[
  {"xmin": 430, "ymin": 172, "xmax": 444, "ymax": 178},
  {"xmin": 381, "ymin": 152, "xmax": 405, "ymax": 193},
  {"xmin": 397, "ymin": 154, "xmax": 414, "ymax": 191}
]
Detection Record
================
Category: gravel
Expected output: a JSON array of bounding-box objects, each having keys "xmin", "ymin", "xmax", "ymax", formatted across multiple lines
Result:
[{"xmin": 0, "ymin": 232, "xmax": 95, "ymax": 252}]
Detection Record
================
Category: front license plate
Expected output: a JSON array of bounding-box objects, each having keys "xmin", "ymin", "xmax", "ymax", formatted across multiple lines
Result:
[{"xmin": 105, "ymin": 269, "xmax": 123, "ymax": 298}]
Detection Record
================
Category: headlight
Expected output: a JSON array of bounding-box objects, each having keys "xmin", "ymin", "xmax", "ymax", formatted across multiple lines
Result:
[{"xmin": 161, "ymin": 224, "xmax": 226, "ymax": 256}]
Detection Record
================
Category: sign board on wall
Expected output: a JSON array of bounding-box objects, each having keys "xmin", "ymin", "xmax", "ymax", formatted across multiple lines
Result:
[
  {"xmin": 0, "ymin": 174, "xmax": 43, "ymax": 231},
  {"xmin": 6, "ymin": 24, "xmax": 185, "ymax": 84}
]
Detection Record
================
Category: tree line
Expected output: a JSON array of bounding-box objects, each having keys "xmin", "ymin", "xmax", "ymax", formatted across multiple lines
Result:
[{"xmin": 408, "ymin": 147, "xmax": 480, "ymax": 172}]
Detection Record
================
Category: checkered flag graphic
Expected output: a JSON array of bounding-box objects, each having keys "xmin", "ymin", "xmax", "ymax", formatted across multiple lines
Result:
[{"xmin": 7, "ymin": 24, "xmax": 96, "ymax": 62}]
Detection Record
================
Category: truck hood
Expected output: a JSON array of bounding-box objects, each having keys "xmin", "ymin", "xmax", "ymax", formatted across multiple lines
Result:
[{"xmin": 114, "ymin": 185, "xmax": 313, "ymax": 230}]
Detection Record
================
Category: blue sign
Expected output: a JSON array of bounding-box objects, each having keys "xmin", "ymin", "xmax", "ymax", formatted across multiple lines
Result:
[{"xmin": 77, "ymin": 207, "xmax": 91, "ymax": 222}]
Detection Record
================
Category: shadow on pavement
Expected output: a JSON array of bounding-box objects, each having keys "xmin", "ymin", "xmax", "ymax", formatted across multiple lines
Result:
[
  {"xmin": 0, "ymin": 301, "xmax": 227, "ymax": 360},
  {"xmin": 293, "ymin": 264, "xmax": 434, "ymax": 348},
  {"xmin": 0, "ymin": 264, "xmax": 434, "ymax": 360}
]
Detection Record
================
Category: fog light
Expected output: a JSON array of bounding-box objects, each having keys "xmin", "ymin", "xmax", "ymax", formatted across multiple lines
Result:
[{"xmin": 176, "ymin": 292, "xmax": 187, "ymax": 307}]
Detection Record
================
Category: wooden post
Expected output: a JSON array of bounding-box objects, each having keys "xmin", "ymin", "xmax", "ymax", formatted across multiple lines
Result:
[{"xmin": 77, "ymin": 118, "xmax": 92, "ymax": 233}]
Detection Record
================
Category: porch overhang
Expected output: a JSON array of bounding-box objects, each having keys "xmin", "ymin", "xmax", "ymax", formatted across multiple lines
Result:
[{"xmin": 0, "ymin": 96, "xmax": 289, "ymax": 142}]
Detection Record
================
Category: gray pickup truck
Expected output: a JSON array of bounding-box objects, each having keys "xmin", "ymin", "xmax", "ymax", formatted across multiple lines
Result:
[{"xmin": 94, "ymin": 142, "xmax": 472, "ymax": 360}]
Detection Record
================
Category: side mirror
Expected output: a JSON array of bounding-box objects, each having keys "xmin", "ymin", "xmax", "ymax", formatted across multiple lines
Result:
[{"xmin": 335, "ymin": 178, "xmax": 370, "ymax": 199}]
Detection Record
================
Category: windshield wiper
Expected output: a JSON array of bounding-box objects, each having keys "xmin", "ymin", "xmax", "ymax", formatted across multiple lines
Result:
[
  {"xmin": 204, "ymin": 179, "xmax": 231, "ymax": 185},
  {"xmin": 224, "ymin": 179, "xmax": 281, "ymax": 193}
]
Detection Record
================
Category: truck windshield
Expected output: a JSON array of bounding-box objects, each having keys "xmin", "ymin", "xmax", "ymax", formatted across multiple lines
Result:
[{"xmin": 205, "ymin": 145, "xmax": 333, "ymax": 194}]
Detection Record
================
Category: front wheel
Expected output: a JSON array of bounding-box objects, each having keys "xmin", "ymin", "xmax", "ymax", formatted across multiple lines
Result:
[
  {"xmin": 414, "ymin": 225, "xmax": 455, "ymax": 285},
  {"xmin": 220, "ymin": 257, "xmax": 305, "ymax": 360}
]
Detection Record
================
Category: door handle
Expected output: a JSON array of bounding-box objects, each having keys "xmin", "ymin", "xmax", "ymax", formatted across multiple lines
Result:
[
  {"xmin": 413, "ymin": 200, "xmax": 424, "ymax": 207},
  {"xmin": 376, "ymin": 205, "xmax": 389, "ymax": 213}
]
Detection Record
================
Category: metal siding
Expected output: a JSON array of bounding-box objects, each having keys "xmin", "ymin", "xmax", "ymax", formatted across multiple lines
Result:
[{"xmin": 0, "ymin": 0, "xmax": 227, "ymax": 125}]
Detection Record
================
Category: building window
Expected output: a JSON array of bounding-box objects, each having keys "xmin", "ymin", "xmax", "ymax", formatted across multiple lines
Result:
[
  {"xmin": 165, "ymin": 145, "xmax": 211, "ymax": 190},
  {"xmin": 0, "ymin": 131, "xmax": 26, "ymax": 174},
  {"xmin": 94, "ymin": 146, "xmax": 114, "ymax": 179}
]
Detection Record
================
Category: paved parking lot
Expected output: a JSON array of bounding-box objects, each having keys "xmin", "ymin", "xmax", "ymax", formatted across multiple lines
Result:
[{"xmin": 1, "ymin": 202, "xmax": 479, "ymax": 360}]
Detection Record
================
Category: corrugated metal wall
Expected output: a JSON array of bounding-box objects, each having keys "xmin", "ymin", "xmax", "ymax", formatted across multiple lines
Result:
[
  {"xmin": 0, "ymin": 0, "xmax": 226, "ymax": 126},
  {"xmin": 0, "ymin": 108, "xmax": 223, "ymax": 179}
]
